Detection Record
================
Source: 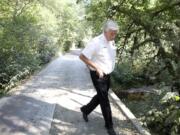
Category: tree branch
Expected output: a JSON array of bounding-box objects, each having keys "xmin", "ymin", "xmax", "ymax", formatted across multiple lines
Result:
[
  {"xmin": 152, "ymin": 1, "xmax": 180, "ymax": 17},
  {"xmin": 16, "ymin": 0, "xmax": 32, "ymax": 17},
  {"xmin": 13, "ymin": 0, "xmax": 32, "ymax": 19},
  {"xmin": 131, "ymin": 38, "xmax": 154, "ymax": 50}
]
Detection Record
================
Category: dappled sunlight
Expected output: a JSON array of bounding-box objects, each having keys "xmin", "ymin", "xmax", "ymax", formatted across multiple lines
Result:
[
  {"xmin": 0, "ymin": 49, "xmax": 141, "ymax": 135},
  {"xmin": 0, "ymin": 95, "xmax": 55, "ymax": 135},
  {"xmin": 0, "ymin": 0, "xmax": 178, "ymax": 134},
  {"xmin": 50, "ymin": 104, "xmax": 108, "ymax": 135}
]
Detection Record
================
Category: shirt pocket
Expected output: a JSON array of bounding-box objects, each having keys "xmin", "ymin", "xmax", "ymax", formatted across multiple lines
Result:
[{"xmin": 98, "ymin": 47, "xmax": 110, "ymax": 58}]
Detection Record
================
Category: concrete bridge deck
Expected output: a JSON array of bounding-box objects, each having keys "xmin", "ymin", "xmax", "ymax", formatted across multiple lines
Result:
[{"xmin": 0, "ymin": 50, "xmax": 142, "ymax": 135}]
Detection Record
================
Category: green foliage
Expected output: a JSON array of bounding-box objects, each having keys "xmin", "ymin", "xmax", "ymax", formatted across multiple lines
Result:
[
  {"xmin": 76, "ymin": 41, "xmax": 84, "ymax": 48},
  {"xmin": 0, "ymin": 0, "xmax": 88, "ymax": 94},
  {"xmin": 0, "ymin": 0, "xmax": 41, "ymax": 94},
  {"xmin": 112, "ymin": 62, "xmax": 147, "ymax": 89},
  {"xmin": 49, "ymin": 0, "xmax": 89, "ymax": 52},
  {"xmin": 62, "ymin": 41, "xmax": 72, "ymax": 52},
  {"xmin": 80, "ymin": 0, "xmax": 180, "ymax": 133},
  {"xmin": 82, "ymin": 0, "xmax": 180, "ymax": 85},
  {"xmin": 38, "ymin": 36, "xmax": 57, "ymax": 64},
  {"xmin": 143, "ymin": 94, "xmax": 180, "ymax": 135}
]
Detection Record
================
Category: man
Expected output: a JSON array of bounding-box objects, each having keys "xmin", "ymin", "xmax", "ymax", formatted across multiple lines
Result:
[{"xmin": 79, "ymin": 20, "xmax": 118, "ymax": 135}]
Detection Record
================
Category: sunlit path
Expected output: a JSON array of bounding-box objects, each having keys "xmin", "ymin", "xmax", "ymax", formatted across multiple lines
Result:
[
  {"xmin": 0, "ymin": 49, "xmax": 140, "ymax": 135},
  {"xmin": 1, "ymin": 0, "xmax": 179, "ymax": 134}
]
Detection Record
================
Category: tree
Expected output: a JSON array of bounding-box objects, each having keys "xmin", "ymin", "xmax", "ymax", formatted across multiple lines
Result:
[{"xmin": 81, "ymin": 0, "xmax": 180, "ymax": 85}]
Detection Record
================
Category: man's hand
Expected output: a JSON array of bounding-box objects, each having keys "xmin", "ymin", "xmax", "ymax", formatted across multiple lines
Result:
[
  {"xmin": 96, "ymin": 68, "xmax": 104, "ymax": 78},
  {"xmin": 79, "ymin": 54, "xmax": 104, "ymax": 78}
]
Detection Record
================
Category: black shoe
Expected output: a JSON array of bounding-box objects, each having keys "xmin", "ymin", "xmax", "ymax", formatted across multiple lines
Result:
[
  {"xmin": 80, "ymin": 108, "xmax": 88, "ymax": 122},
  {"xmin": 107, "ymin": 128, "xmax": 116, "ymax": 135}
]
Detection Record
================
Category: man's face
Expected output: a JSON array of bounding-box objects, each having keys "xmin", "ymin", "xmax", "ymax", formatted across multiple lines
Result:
[{"xmin": 106, "ymin": 29, "xmax": 118, "ymax": 41}]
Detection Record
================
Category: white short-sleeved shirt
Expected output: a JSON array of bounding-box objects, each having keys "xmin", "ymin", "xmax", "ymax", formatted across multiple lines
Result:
[{"xmin": 82, "ymin": 33, "xmax": 116, "ymax": 74}]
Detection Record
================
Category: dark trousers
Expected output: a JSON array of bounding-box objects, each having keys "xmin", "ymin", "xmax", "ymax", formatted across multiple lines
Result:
[{"xmin": 81, "ymin": 70, "xmax": 113, "ymax": 128}]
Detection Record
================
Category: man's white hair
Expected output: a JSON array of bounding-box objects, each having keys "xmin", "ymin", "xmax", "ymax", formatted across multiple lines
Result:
[{"xmin": 103, "ymin": 20, "xmax": 119, "ymax": 32}]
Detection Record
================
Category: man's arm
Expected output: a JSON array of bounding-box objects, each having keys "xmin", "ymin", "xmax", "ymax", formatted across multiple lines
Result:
[{"xmin": 79, "ymin": 54, "xmax": 104, "ymax": 78}]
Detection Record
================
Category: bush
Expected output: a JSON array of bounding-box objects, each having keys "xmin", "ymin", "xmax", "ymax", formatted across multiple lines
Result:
[
  {"xmin": 143, "ymin": 93, "xmax": 180, "ymax": 135},
  {"xmin": 38, "ymin": 37, "xmax": 56, "ymax": 64},
  {"xmin": 0, "ymin": 65, "xmax": 32, "ymax": 95},
  {"xmin": 76, "ymin": 41, "xmax": 84, "ymax": 48},
  {"xmin": 63, "ymin": 41, "xmax": 72, "ymax": 52},
  {"xmin": 0, "ymin": 50, "xmax": 41, "ymax": 95},
  {"xmin": 112, "ymin": 62, "xmax": 146, "ymax": 89}
]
